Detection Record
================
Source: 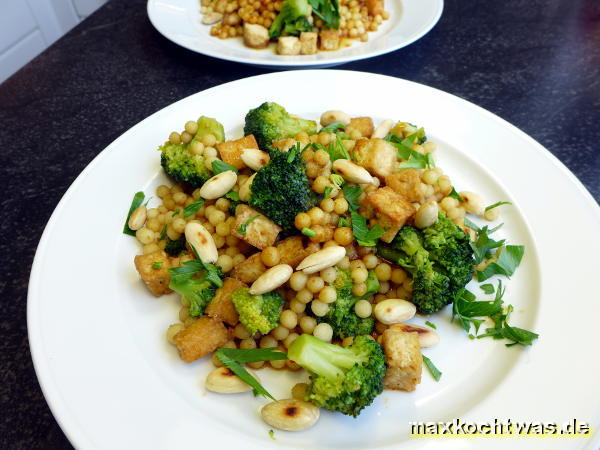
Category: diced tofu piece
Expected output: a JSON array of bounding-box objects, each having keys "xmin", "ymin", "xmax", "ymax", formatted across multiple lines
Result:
[
  {"xmin": 231, "ymin": 253, "xmax": 266, "ymax": 283},
  {"xmin": 173, "ymin": 317, "xmax": 230, "ymax": 362},
  {"xmin": 133, "ymin": 251, "xmax": 172, "ymax": 297},
  {"xmin": 300, "ymin": 32, "xmax": 318, "ymax": 55},
  {"xmin": 348, "ymin": 117, "xmax": 374, "ymax": 138},
  {"xmin": 367, "ymin": 186, "xmax": 415, "ymax": 242},
  {"xmin": 319, "ymin": 29, "xmax": 340, "ymax": 51},
  {"xmin": 272, "ymin": 138, "xmax": 296, "ymax": 152},
  {"xmin": 385, "ymin": 169, "xmax": 425, "ymax": 202},
  {"xmin": 352, "ymin": 138, "xmax": 397, "ymax": 178},
  {"xmin": 366, "ymin": 0, "xmax": 384, "ymax": 16},
  {"xmin": 216, "ymin": 135, "xmax": 259, "ymax": 170},
  {"xmin": 277, "ymin": 36, "xmax": 301, "ymax": 55},
  {"xmin": 382, "ymin": 328, "xmax": 422, "ymax": 391},
  {"xmin": 243, "ymin": 23, "xmax": 269, "ymax": 49},
  {"xmin": 205, "ymin": 277, "xmax": 247, "ymax": 326},
  {"xmin": 233, "ymin": 204, "xmax": 282, "ymax": 249},
  {"xmin": 277, "ymin": 236, "xmax": 320, "ymax": 267}
]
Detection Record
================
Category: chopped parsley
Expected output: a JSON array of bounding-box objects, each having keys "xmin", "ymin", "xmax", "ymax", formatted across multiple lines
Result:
[
  {"xmin": 212, "ymin": 160, "xmax": 238, "ymax": 174},
  {"xmin": 422, "ymin": 355, "xmax": 442, "ymax": 381},
  {"xmin": 183, "ymin": 199, "xmax": 205, "ymax": 218},
  {"xmin": 237, "ymin": 215, "xmax": 260, "ymax": 235}
]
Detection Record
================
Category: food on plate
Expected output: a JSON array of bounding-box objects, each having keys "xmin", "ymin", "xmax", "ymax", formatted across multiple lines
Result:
[
  {"xmin": 199, "ymin": 0, "xmax": 390, "ymax": 54},
  {"xmin": 125, "ymin": 102, "xmax": 537, "ymax": 430}
]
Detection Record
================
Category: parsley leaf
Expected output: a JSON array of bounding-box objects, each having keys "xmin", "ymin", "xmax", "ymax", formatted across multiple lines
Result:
[
  {"xmin": 225, "ymin": 191, "xmax": 240, "ymax": 202},
  {"xmin": 485, "ymin": 201, "xmax": 512, "ymax": 211},
  {"xmin": 320, "ymin": 121, "xmax": 346, "ymax": 133},
  {"xmin": 330, "ymin": 173, "xmax": 344, "ymax": 189},
  {"xmin": 212, "ymin": 160, "xmax": 238, "ymax": 174},
  {"xmin": 169, "ymin": 259, "xmax": 224, "ymax": 288},
  {"xmin": 287, "ymin": 144, "xmax": 299, "ymax": 163},
  {"xmin": 480, "ymin": 283, "xmax": 495, "ymax": 294},
  {"xmin": 424, "ymin": 321, "xmax": 436, "ymax": 329},
  {"xmin": 342, "ymin": 184, "xmax": 362, "ymax": 211},
  {"xmin": 237, "ymin": 215, "xmax": 260, "ymax": 235},
  {"xmin": 469, "ymin": 224, "xmax": 505, "ymax": 265},
  {"xmin": 323, "ymin": 134, "xmax": 351, "ymax": 161},
  {"xmin": 215, "ymin": 347, "xmax": 288, "ymax": 400},
  {"xmin": 338, "ymin": 217, "xmax": 350, "ymax": 227},
  {"xmin": 449, "ymin": 187, "xmax": 464, "ymax": 202},
  {"xmin": 123, "ymin": 191, "xmax": 145, "ymax": 236},
  {"xmin": 350, "ymin": 211, "xmax": 384, "ymax": 246},
  {"xmin": 422, "ymin": 355, "xmax": 442, "ymax": 381},
  {"xmin": 307, "ymin": 0, "xmax": 340, "ymax": 29},
  {"xmin": 477, "ymin": 245, "xmax": 525, "ymax": 281},
  {"xmin": 302, "ymin": 227, "xmax": 317, "ymax": 237},
  {"xmin": 384, "ymin": 133, "xmax": 434, "ymax": 169},
  {"xmin": 452, "ymin": 288, "xmax": 503, "ymax": 334},
  {"xmin": 323, "ymin": 186, "xmax": 333, "ymax": 199},
  {"xmin": 183, "ymin": 199, "xmax": 205, "ymax": 218},
  {"xmin": 151, "ymin": 261, "xmax": 163, "ymax": 269}
]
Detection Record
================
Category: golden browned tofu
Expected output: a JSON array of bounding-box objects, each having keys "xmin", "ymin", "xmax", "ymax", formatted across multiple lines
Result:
[
  {"xmin": 385, "ymin": 169, "xmax": 424, "ymax": 202},
  {"xmin": 352, "ymin": 138, "xmax": 397, "ymax": 178},
  {"xmin": 367, "ymin": 187, "xmax": 415, "ymax": 242},
  {"xmin": 300, "ymin": 32, "xmax": 318, "ymax": 55},
  {"xmin": 382, "ymin": 328, "xmax": 422, "ymax": 391},
  {"xmin": 216, "ymin": 135, "xmax": 259, "ymax": 170},
  {"xmin": 366, "ymin": 0, "xmax": 384, "ymax": 16},
  {"xmin": 205, "ymin": 278, "xmax": 246, "ymax": 326},
  {"xmin": 231, "ymin": 253, "xmax": 266, "ymax": 284},
  {"xmin": 348, "ymin": 117, "xmax": 374, "ymax": 138},
  {"xmin": 319, "ymin": 29, "xmax": 340, "ymax": 51},
  {"xmin": 277, "ymin": 236, "xmax": 320, "ymax": 267},
  {"xmin": 277, "ymin": 36, "xmax": 301, "ymax": 55},
  {"xmin": 134, "ymin": 251, "xmax": 172, "ymax": 297},
  {"xmin": 173, "ymin": 317, "xmax": 230, "ymax": 363},
  {"xmin": 272, "ymin": 138, "xmax": 296, "ymax": 152},
  {"xmin": 233, "ymin": 204, "xmax": 282, "ymax": 250}
]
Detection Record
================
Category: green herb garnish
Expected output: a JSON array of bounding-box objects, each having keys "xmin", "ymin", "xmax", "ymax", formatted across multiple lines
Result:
[
  {"xmin": 183, "ymin": 199, "xmax": 205, "ymax": 218},
  {"xmin": 424, "ymin": 321, "xmax": 436, "ymax": 329},
  {"xmin": 350, "ymin": 211, "xmax": 384, "ymax": 246},
  {"xmin": 302, "ymin": 227, "xmax": 317, "ymax": 237},
  {"xmin": 320, "ymin": 121, "xmax": 346, "ymax": 133},
  {"xmin": 485, "ymin": 201, "xmax": 512, "ymax": 211},
  {"xmin": 287, "ymin": 145, "xmax": 298, "ymax": 162},
  {"xmin": 384, "ymin": 133, "xmax": 434, "ymax": 169},
  {"xmin": 323, "ymin": 186, "xmax": 333, "ymax": 199},
  {"xmin": 448, "ymin": 187, "xmax": 464, "ymax": 202},
  {"xmin": 338, "ymin": 217, "xmax": 350, "ymax": 227},
  {"xmin": 480, "ymin": 283, "xmax": 495, "ymax": 294},
  {"xmin": 268, "ymin": 429, "xmax": 275, "ymax": 440},
  {"xmin": 225, "ymin": 191, "xmax": 240, "ymax": 202},
  {"xmin": 237, "ymin": 215, "xmax": 260, "ymax": 235},
  {"xmin": 151, "ymin": 262, "xmax": 163, "ymax": 269},
  {"xmin": 122, "ymin": 191, "xmax": 145, "ymax": 236},
  {"xmin": 422, "ymin": 355, "xmax": 442, "ymax": 381},
  {"xmin": 212, "ymin": 160, "xmax": 238, "ymax": 174},
  {"xmin": 342, "ymin": 184, "xmax": 362, "ymax": 211},
  {"xmin": 330, "ymin": 173, "xmax": 344, "ymax": 189},
  {"xmin": 476, "ymin": 245, "xmax": 525, "ymax": 282}
]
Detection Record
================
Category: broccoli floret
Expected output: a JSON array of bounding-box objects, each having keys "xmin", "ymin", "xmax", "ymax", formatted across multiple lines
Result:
[
  {"xmin": 231, "ymin": 288, "xmax": 284, "ymax": 335},
  {"xmin": 249, "ymin": 148, "xmax": 313, "ymax": 231},
  {"xmin": 317, "ymin": 269, "xmax": 375, "ymax": 338},
  {"xmin": 164, "ymin": 236, "xmax": 186, "ymax": 256},
  {"xmin": 244, "ymin": 102, "xmax": 317, "ymax": 152},
  {"xmin": 288, "ymin": 334, "xmax": 385, "ymax": 417},
  {"xmin": 168, "ymin": 264, "xmax": 222, "ymax": 317},
  {"xmin": 160, "ymin": 116, "xmax": 225, "ymax": 188},
  {"xmin": 269, "ymin": 0, "xmax": 313, "ymax": 38}
]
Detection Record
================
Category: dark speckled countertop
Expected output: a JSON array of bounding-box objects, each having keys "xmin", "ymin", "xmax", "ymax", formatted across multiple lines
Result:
[{"xmin": 0, "ymin": 0, "xmax": 598, "ymax": 448}]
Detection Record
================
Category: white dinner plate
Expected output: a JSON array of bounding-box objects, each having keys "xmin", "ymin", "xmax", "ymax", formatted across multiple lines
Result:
[
  {"xmin": 147, "ymin": 0, "xmax": 443, "ymax": 67},
  {"xmin": 29, "ymin": 70, "xmax": 600, "ymax": 450}
]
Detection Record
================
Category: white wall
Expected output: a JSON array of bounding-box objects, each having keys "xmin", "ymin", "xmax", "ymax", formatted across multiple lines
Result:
[{"xmin": 0, "ymin": 0, "xmax": 107, "ymax": 83}]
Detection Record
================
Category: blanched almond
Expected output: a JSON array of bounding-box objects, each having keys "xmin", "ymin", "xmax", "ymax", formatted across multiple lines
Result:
[
  {"xmin": 459, "ymin": 191, "xmax": 485, "ymax": 216},
  {"xmin": 414, "ymin": 201, "xmax": 439, "ymax": 229},
  {"xmin": 239, "ymin": 173, "xmax": 256, "ymax": 202},
  {"xmin": 390, "ymin": 323, "xmax": 440, "ymax": 348},
  {"xmin": 249, "ymin": 264, "xmax": 293, "ymax": 295},
  {"xmin": 205, "ymin": 366, "xmax": 258, "ymax": 393},
  {"xmin": 320, "ymin": 110, "xmax": 351, "ymax": 127},
  {"xmin": 332, "ymin": 159, "xmax": 374, "ymax": 184},
  {"xmin": 241, "ymin": 148, "xmax": 270, "ymax": 171},
  {"xmin": 185, "ymin": 222, "xmax": 218, "ymax": 263},
  {"xmin": 261, "ymin": 399, "xmax": 320, "ymax": 431},
  {"xmin": 296, "ymin": 246, "xmax": 346, "ymax": 274},
  {"xmin": 128, "ymin": 205, "xmax": 147, "ymax": 231},
  {"xmin": 374, "ymin": 299, "xmax": 416, "ymax": 325},
  {"xmin": 199, "ymin": 170, "xmax": 237, "ymax": 200},
  {"xmin": 371, "ymin": 119, "xmax": 394, "ymax": 139}
]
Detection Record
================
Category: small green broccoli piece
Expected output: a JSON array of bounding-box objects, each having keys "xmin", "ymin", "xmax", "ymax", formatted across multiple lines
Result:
[
  {"xmin": 160, "ymin": 143, "xmax": 212, "ymax": 188},
  {"xmin": 168, "ymin": 262, "xmax": 224, "ymax": 317},
  {"xmin": 249, "ymin": 148, "xmax": 313, "ymax": 231},
  {"xmin": 317, "ymin": 269, "xmax": 375, "ymax": 338},
  {"xmin": 164, "ymin": 236, "xmax": 186, "ymax": 256},
  {"xmin": 231, "ymin": 288, "xmax": 284, "ymax": 335},
  {"xmin": 194, "ymin": 116, "xmax": 225, "ymax": 143},
  {"xmin": 244, "ymin": 102, "xmax": 317, "ymax": 152},
  {"xmin": 288, "ymin": 334, "xmax": 385, "ymax": 417},
  {"xmin": 269, "ymin": 0, "xmax": 313, "ymax": 38}
]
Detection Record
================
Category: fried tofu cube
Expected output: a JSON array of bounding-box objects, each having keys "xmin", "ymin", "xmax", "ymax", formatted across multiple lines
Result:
[
  {"xmin": 205, "ymin": 278, "xmax": 247, "ymax": 326},
  {"xmin": 348, "ymin": 117, "xmax": 374, "ymax": 138},
  {"xmin": 231, "ymin": 253, "xmax": 266, "ymax": 283},
  {"xmin": 216, "ymin": 135, "xmax": 259, "ymax": 170},
  {"xmin": 352, "ymin": 138, "xmax": 397, "ymax": 178},
  {"xmin": 382, "ymin": 328, "xmax": 422, "ymax": 391},
  {"xmin": 233, "ymin": 204, "xmax": 282, "ymax": 249},
  {"xmin": 367, "ymin": 186, "xmax": 415, "ymax": 242},
  {"xmin": 134, "ymin": 251, "xmax": 172, "ymax": 297},
  {"xmin": 173, "ymin": 317, "xmax": 230, "ymax": 363},
  {"xmin": 366, "ymin": 0, "xmax": 384, "ymax": 16},
  {"xmin": 243, "ymin": 23, "xmax": 269, "ymax": 49},
  {"xmin": 277, "ymin": 36, "xmax": 301, "ymax": 55},
  {"xmin": 277, "ymin": 236, "xmax": 320, "ymax": 267},
  {"xmin": 385, "ymin": 169, "xmax": 425, "ymax": 202},
  {"xmin": 300, "ymin": 32, "xmax": 318, "ymax": 55},
  {"xmin": 319, "ymin": 29, "xmax": 339, "ymax": 50},
  {"xmin": 272, "ymin": 138, "xmax": 296, "ymax": 152}
]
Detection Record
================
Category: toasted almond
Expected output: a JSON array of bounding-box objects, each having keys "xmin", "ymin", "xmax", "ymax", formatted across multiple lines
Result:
[
  {"xmin": 128, "ymin": 205, "xmax": 147, "ymax": 231},
  {"xmin": 414, "ymin": 201, "xmax": 439, "ymax": 229},
  {"xmin": 202, "ymin": 11, "xmax": 223, "ymax": 24},
  {"xmin": 320, "ymin": 110, "xmax": 351, "ymax": 127},
  {"xmin": 249, "ymin": 264, "xmax": 293, "ymax": 295},
  {"xmin": 241, "ymin": 148, "xmax": 270, "ymax": 171},
  {"xmin": 205, "ymin": 366, "xmax": 258, "ymax": 393},
  {"xmin": 261, "ymin": 399, "xmax": 320, "ymax": 431},
  {"xmin": 296, "ymin": 246, "xmax": 346, "ymax": 274},
  {"xmin": 199, "ymin": 170, "xmax": 237, "ymax": 200},
  {"xmin": 332, "ymin": 159, "xmax": 375, "ymax": 184},
  {"xmin": 459, "ymin": 191, "xmax": 485, "ymax": 216},
  {"xmin": 390, "ymin": 323, "xmax": 440, "ymax": 348},
  {"xmin": 185, "ymin": 222, "xmax": 218, "ymax": 263},
  {"xmin": 371, "ymin": 119, "xmax": 394, "ymax": 139},
  {"xmin": 239, "ymin": 172, "xmax": 256, "ymax": 202},
  {"xmin": 373, "ymin": 299, "xmax": 416, "ymax": 325}
]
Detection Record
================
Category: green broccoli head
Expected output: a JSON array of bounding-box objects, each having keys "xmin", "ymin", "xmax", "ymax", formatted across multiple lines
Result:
[
  {"xmin": 160, "ymin": 143, "xmax": 212, "ymax": 188},
  {"xmin": 288, "ymin": 334, "xmax": 385, "ymax": 417},
  {"xmin": 249, "ymin": 148, "xmax": 314, "ymax": 231},
  {"xmin": 318, "ymin": 268, "xmax": 375, "ymax": 338},
  {"xmin": 195, "ymin": 116, "xmax": 225, "ymax": 143},
  {"xmin": 243, "ymin": 102, "xmax": 317, "ymax": 152},
  {"xmin": 269, "ymin": 0, "xmax": 312, "ymax": 38},
  {"xmin": 231, "ymin": 288, "xmax": 284, "ymax": 335}
]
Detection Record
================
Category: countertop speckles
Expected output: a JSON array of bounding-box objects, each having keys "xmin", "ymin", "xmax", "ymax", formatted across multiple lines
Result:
[{"xmin": 0, "ymin": 0, "xmax": 598, "ymax": 448}]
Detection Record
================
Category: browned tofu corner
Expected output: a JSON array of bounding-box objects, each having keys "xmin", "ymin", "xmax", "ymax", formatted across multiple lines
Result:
[
  {"xmin": 348, "ymin": 117, "xmax": 374, "ymax": 138},
  {"xmin": 216, "ymin": 134, "xmax": 259, "ymax": 170},
  {"xmin": 134, "ymin": 251, "xmax": 172, "ymax": 297},
  {"xmin": 382, "ymin": 328, "xmax": 422, "ymax": 391},
  {"xmin": 352, "ymin": 138, "xmax": 397, "ymax": 178},
  {"xmin": 205, "ymin": 277, "xmax": 247, "ymax": 326},
  {"xmin": 367, "ymin": 186, "xmax": 416, "ymax": 242},
  {"xmin": 233, "ymin": 204, "xmax": 282, "ymax": 250},
  {"xmin": 173, "ymin": 317, "xmax": 230, "ymax": 363}
]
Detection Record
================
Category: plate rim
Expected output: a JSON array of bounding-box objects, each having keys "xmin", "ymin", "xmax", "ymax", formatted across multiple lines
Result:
[{"xmin": 27, "ymin": 70, "xmax": 600, "ymax": 450}]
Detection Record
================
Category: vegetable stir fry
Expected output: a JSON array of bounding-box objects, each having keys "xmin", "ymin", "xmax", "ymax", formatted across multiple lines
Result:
[{"xmin": 126, "ymin": 103, "xmax": 537, "ymax": 431}]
